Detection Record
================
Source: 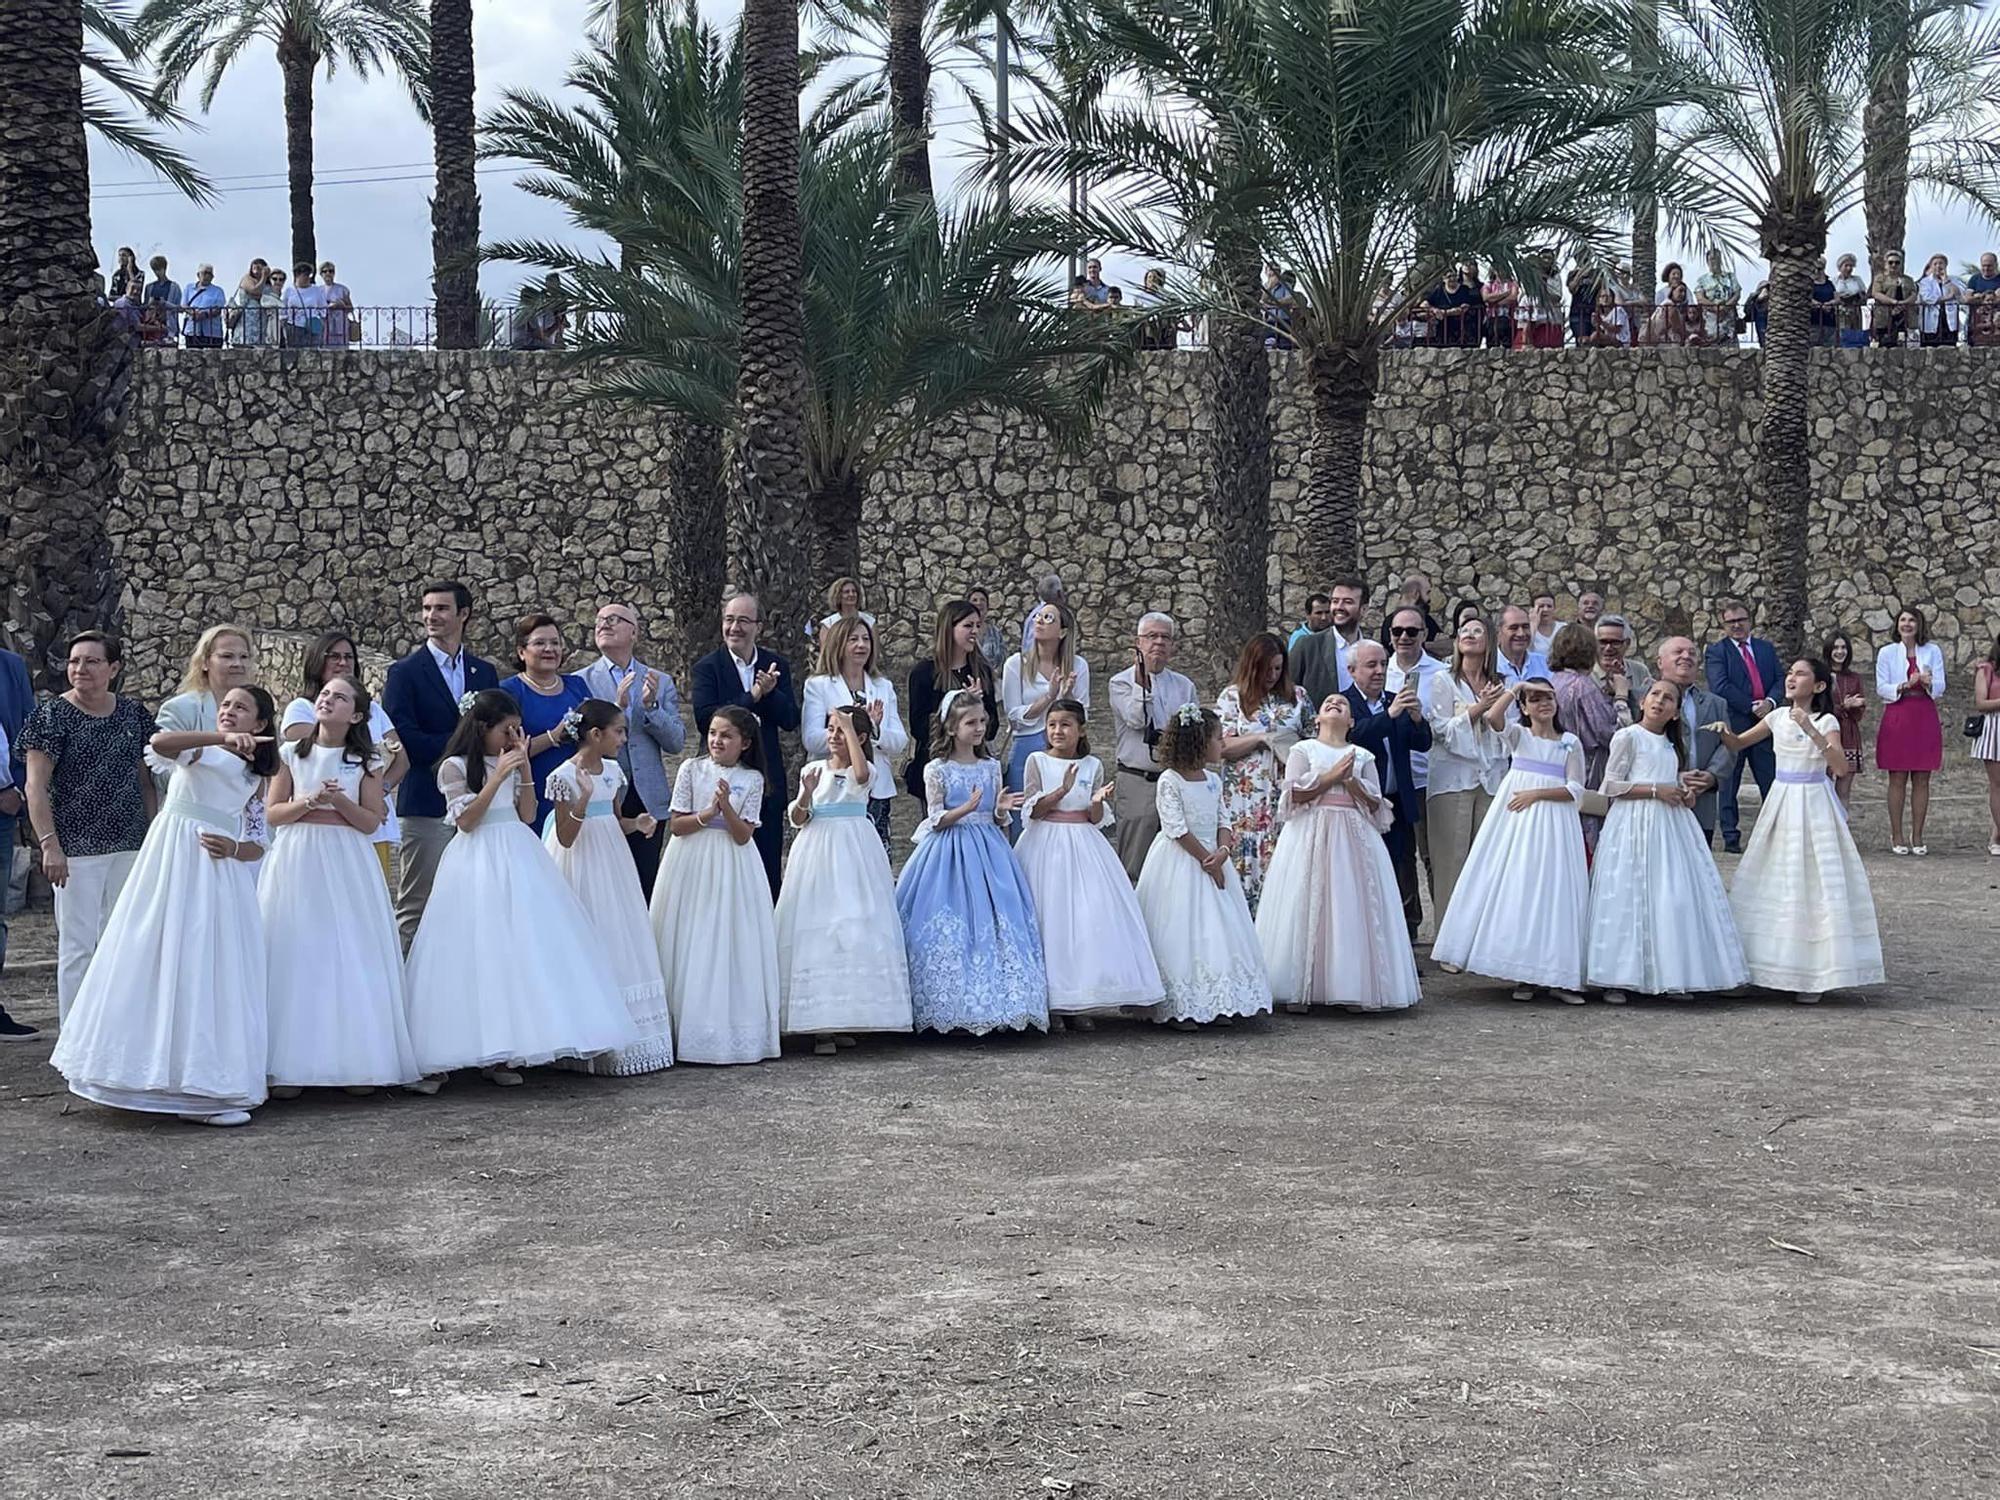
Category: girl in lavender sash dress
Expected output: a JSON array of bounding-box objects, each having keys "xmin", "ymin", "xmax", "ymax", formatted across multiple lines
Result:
[
  {"xmin": 1431, "ymin": 677, "xmax": 1590, "ymax": 1003},
  {"xmin": 1706, "ymin": 658, "xmax": 1884, "ymax": 1004}
]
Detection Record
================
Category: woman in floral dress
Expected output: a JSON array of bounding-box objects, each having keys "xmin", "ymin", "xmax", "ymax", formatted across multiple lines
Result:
[{"xmin": 1214, "ymin": 632, "xmax": 1312, "ymax": 913}]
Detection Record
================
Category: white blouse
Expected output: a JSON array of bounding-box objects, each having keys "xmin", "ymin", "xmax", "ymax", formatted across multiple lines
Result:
[
  {"xmin": 670, "ymin": 757, "xmax": 765, "ymax": 828},
  {"xmin": 282, "ymin": 696, "xmax": 400, "ymax": 844},
  {"xmin": 1873, "ymin": 640, "xmax": 1945, "ymax": 703},
  {"xmin": 799, "ymin": 672, "xmax": 908, "ymax": 801},
  {"xmin": 1003, "ymin": 653, "xmax": 1092, "ymax": 736},
  {"xmin": 1022, "ymin": 751, "xmax": 1115, "ymax": 828},
  {"xmin": 1421, "ymin": 671, "xmax": 1507, "ymax": 797}
]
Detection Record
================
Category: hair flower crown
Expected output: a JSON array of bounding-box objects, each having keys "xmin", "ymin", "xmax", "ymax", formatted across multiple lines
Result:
[
  {"xmin": 1173, "ymin": 702, "xmax": 1205, "ymax": 728},
  {"xmin": 457, "ymin": 691, "xmax": 479, "ymax": 714}
]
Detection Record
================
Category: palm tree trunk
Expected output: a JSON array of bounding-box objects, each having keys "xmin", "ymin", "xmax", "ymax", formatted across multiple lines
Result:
[
  {"xmin": 1204, "ymin": 235, "xmax": 1271, "ymax": 676},
  {"xmin": 731, "ymin": 0, "xmax": 812, "ymax": 645},
  {"xmin": 278, "ymin": 35, "xmax": 317, "ymax": 272},
  {"xmin": 0, "ymin": 0, "xmax": 131, "ymax": 686},
  {"xmin": 1863, "ymin": 7, "xmax": 1911, "ymax": 264},
  {"xmin": 430, "ymin": 0, "xmax": 481, "ymax": 350},
  {"xmin": 663, "ymin": 421, "xmax": 727, "ymax": 670},
  {"xmin": 1300, "ymin": 340, "xmax": 1379, "ymax": 583},
  {"xmin": 1755, "ymin": 200, "xmax": 1827, "ymax": 658},
  {"xmin": 806, "ymin": 470, "xmax": 865, "ymax": 590},
  {"xmin": 1630, "ymin": 0, "xmax": 1659, "ymax": 292},
  {"xmin": 886, "ymin": 0, "xmax": 933, "ymax": 196}
]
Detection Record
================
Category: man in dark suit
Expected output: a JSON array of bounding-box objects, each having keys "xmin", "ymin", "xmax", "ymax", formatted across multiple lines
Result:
[
  {"xmin": 382, "ymin": 580, "xmax": 499, "ymax": 949},
  {"xmin": 1702, "ymin": 599, "xmax": 1780, "ymax": 853},
  {"xmin": 691, "ymin": 591, "xmax": 800, "ymax": 897},
  {"xmin": 1343, "ymin": 640, "xmax": 1433, "ymax": 940}
]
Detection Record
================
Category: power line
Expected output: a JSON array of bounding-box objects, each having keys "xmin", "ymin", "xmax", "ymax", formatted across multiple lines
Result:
[{"xmin": 93, "ymin": 162, "xmax": 530, "ymax": 204}]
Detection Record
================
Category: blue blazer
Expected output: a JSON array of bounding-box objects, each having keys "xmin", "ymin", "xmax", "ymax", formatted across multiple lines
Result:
[
  {"xmin": 381, "ymin": 645, "xmax": 499, "ymax": 818},
  {"xmin": 0, "ymin": 647, "xmax": 32, "ymax": 793},
  {"xmin": 1344, "ymin": 685, "xmax": 1432, "ymax": 832},
  {"xmin": 691, "ymin": 646, "xmax": 801, "ymax": 799},
  {"xmin": 1703, "ymin": 636, "xmax": 1783, "ymax": 730}
]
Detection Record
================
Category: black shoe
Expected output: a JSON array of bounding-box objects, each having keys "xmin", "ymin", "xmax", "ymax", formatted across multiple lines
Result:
[
  {"xmin": 1722, "ymin": 837, "xmax": 1741, "ymax": 855},
  {"xmin": 0, "ymin": 1008, "xmax": 40, "ymax": 1042}
]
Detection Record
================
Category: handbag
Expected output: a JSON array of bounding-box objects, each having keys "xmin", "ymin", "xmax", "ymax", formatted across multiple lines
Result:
[{"xmin": 1966, "ymin": 713, "xmax": 1984, "ymax": 739}]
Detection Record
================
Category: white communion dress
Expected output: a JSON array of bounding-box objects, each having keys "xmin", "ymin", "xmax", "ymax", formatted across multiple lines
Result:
[
  {"xmin": 1136, "ymin": 770, "xmax": 1273, "ymax": 1024},
  {"xmin": 542, "ymin": 759, "xmax": 675, "ymax": 1075},
  {"xmin": 1015, "ymin": 751, "xmax": 1165, "ymax": 1014},
  {"xmin": 774, "ymin": 760, "xmax": 914, "ymax": 1035},
  {"xmin": 404, "ymin": 756, "xmax": 637, "ymax": 1072},
  {"xmin": 53, "ymin": 745, "xmax": 271, "ymax": 1117},
  {"xmin": 1585, "ymin": 725, "xmax": 1749, "ymax": 996},
  {"xmin": 1726, "ymin": 712, "xmax": 1884, "ymax": 994},
  {"xmin": 259, "ymin": 741, "xmax": 420, "ymax": 1087},
  {"xmin": 1255, "ymin": 741, "xmax": 1421, "ymax": 1011},
  {"xmin": 650, "ymin": 758, "xmax": 782, "ymax": 1064},
  {"xmin": 1430, "ymin": 727, "xmax": 1591, "ymax": 992}
]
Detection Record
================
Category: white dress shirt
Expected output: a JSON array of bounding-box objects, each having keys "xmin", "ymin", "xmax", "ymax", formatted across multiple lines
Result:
[
  {"xmin": 1107, "ymin": 664, "xmax": 1197, "ymax": 772},
  {"xmin": 427, "ymin": 640, "xmax": 467, "ymax": 703},
  {"xmin": 1386, "ymin": 653, "xmax": 1446, "ymax": 790}
]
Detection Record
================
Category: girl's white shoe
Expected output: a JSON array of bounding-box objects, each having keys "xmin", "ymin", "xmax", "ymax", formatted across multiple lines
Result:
[{"xmin": 180, "ymin": 1110, "xmax": 251, "ymax": 1127}]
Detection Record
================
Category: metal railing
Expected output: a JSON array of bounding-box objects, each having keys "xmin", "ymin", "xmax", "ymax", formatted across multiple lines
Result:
[{"xmin": 123, "ymin": 304, "xmax": 607, "ymax": 353}]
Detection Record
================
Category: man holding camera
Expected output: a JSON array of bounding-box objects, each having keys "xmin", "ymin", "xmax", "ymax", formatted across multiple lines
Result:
[{"xmin": 1108, "ymin": 612, "xmax": 1198, "ymax": 881}]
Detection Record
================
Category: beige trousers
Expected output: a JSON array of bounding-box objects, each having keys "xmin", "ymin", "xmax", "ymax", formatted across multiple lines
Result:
[
  {"xmin": 1113, "ymin": 770, "xmax": 1160, "ymax": 882},
  {"xmin": 395, "ymin": 816, "xmax": 455, "ymax": 952},
  {"xmin": 54, "ymin": 850, "xmax": 139, "ymax": 1022},
  {"xmin": 1425, "ymin": 785, "xmax": 1494, "ymax": 927}
]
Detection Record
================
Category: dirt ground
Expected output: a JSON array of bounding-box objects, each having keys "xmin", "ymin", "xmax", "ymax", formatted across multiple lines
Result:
[{"xmin": 4, "ymin": 771, "xmax": 1998, "ymax": 1500}]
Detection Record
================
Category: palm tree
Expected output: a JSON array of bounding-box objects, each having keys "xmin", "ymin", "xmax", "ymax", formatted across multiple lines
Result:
[
  {"xmin": 1862, "ymin": 0, "xmax": 1915, "ymax": 262},
  {"xmin": 430, "ymin": 0, "xmax": 478, "ymax": 348},
  {"xmin": 85, "ymin": 0, "xmax": 214, "ymax": 203},
  {"xmin": 483, "ymin": 8, "xmax": 1130, "ymax": 624},
  {"xmin": 137, "ymin": 0, "xmax": 430, "ymax": 272},
  {"xmin": 1, "ymin": 0, "xmax": 133, "ymax": 685},
  {"xmin": 1661, "ymin": 0, "xmax": 2000, "ymax": 652},
  {"xmin": 1015, "ymin": 0, "xmax": 1687, "ymax": 585},
  {"xmin": 1632, "ymin": 0, "xmax": 1660, "ymax": 292}
]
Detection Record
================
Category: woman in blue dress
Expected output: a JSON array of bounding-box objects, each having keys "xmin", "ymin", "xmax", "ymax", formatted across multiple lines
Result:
[
  {"xmin": 497, "ymin": 612, "xmax": 591, "ymax": 833},
  {"xmin": 896, "ymin": 690, "xmax": 1049, "ymax": 1034}
]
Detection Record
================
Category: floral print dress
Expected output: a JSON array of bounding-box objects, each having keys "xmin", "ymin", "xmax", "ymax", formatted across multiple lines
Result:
[{"xmin": 1216, "ymin": 683, "xmax": 1314, "ymax": 913}]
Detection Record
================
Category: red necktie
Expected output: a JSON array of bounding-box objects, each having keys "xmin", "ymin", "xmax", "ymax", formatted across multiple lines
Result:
[{"xmin": 1739, "ymin": 641, "xmax": 1764, "ymax": 700}]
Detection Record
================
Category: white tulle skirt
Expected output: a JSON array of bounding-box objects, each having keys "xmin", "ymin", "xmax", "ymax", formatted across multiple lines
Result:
[
  {"xmin": 1135, "ymin": 838, "xmax": 1273, "ymax": 1024},
  {"xmin": 1586, "ymin": 801, "xmax": 1749, "ymax": 995},
  {"xmin": 1015, "ymin": 819, "xmax": 1164, "ymax": 1013},
  {"xmin": 651, "ymin": 827, "xmax": 782, "ymax": 1064},
  {"xmin": 1256, "ymin": 803, "xmax": 1420, "ymax": 1010},
  {"xmin": 1431, "ymin": 768, "xmax": 1590, "ymax": 990},
  {"xmin": 775, "ymin": 812, "xmax": 913, "ymax": 1035},
  {"xmin": 1728, "ymin": 776, "xmax": 1884, "ymax": 992},
  {"xmin": 405, "ymin": 819, "xmax": 638, "ymax": 1071},
  {"xmin": 260, "ymin": 822, "xmax": 421, "ymax": 1086},
  {"xmin": 545, "ymin": 814, "xmax": 675, "ymax": 1075}
]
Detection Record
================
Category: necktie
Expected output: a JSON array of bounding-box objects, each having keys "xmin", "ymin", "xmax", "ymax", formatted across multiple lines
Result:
[{"xmin": 1739, "ymin": 641, "xmax": 1764, "ymax": 700}]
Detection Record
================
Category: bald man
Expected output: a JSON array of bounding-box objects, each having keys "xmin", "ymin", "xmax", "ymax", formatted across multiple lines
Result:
[{"xmin": 1657, "ymin": 635, "xmax": 1735, "ymax": 843}]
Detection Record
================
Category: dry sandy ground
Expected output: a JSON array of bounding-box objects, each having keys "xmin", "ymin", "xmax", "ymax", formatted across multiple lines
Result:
[{"xmin": 3, "ymin": 803, "xmax": 1997, "ymax": 1498}]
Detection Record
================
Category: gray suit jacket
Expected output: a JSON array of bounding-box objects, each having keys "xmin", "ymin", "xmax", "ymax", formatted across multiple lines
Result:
[
  {"xmin": 1679, "ymin": 682, "xmax": 1735, "ymax": 834},
  {"xmin": 1287, "ymin": 626, "xmax": 1358, "ymax": 709},
  {"xmin": 582, "ymin": 656, "xmax": 686, "ymax": 818}
]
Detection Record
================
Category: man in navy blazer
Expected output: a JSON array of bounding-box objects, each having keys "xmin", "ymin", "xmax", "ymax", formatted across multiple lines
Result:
[
  {"xmin": 382, "ymin": 581, "xmax": 499, "ymax": 948},
  {"xmin": 1703, "ymin": 598, "xmax": 1781, "ymax": 853},
  {"xmin": 691, "ymin": 591, "xmax": 800, "ymax": 897},
  {"xmin": 1343, "ymin": 640, "xmax": 1433, "ymax": 940}
]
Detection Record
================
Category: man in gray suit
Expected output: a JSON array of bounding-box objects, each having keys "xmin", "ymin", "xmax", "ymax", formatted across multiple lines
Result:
[
  {"xmin": 584, "ymin": 602, "xmax": 686, "ymax": 898},
  {"xmin": 1288, "ymin": 574, "xmax": 1369, "ymax": 707},
  {"xmin": 1656, "ymin": 636, "xmax": 1734, "ymax": 843}
]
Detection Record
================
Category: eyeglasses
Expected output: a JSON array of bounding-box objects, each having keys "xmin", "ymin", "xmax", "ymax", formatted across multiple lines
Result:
[
  {"xmin": 595, "ymin": 614, "xmax": 636, "ymax": 629},
  {"xmin": 722, "ymin": 614, "xmax": 760, "ymax": 628},
  {"xmin": 1724, "ymin": 617, "xmax": 1750, "ymax": 627}
]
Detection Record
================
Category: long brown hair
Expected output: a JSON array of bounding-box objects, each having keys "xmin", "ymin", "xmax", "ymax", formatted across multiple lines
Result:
[
  {"xmin": 931, "ymin": 599, "xmax": 994, "ymax": 695},
  {"xmin": 1230, "ymin": 632, "xmax": 1294, "ymax": 707},
  {"xmin": 1023, "ymin": 602, "xmax": 1076, "ymax": 683}
]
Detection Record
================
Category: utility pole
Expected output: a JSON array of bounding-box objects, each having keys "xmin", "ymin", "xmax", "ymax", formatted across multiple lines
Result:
[{"xmin": 994, "ymin": 4, "xmax": 1011, "ymax": 211}]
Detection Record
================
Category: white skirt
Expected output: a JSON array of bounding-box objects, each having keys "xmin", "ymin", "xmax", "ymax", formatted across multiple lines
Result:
[
  {"xmin": 1135, "ymin": 838, "xmax": 1273, "ymax": 1024},
  {"xmin": 1016, "ymin": 819, "xmax": 1165, "ymax": 1013},
  {"xmin": 651, "ymin": 828, "xmax": 781, "ymax": 1063},
  {"xmin": 1431, "ymin": 769, "xmax": 1590, "ymax": 990},
  {"xmin": 1586, "ymin": 801, "xmax": 1749, "ymax": 994},
  {"xmin": 261, "ymin": 823, "xmax": 421, "ymax": 1086},
  {"xmin": 1729, "ymin": 778, "xmax": 1885, "ymax": 992},
  {"xmin": 52, "ymin": 808, "xmax": 269, "ymax": 1114},
  {"xmin": 404, "ymin": 819, "xmax": 638, "ymax": 1071},
  {"xmin": 1256, "ymin": 804, "xmax": 1420, "ymax": 1010},
  {"xmin": 545, "ymin": 816, "xmax": 675, "ymax": 1075},
  {"xmin": 775, "ymin": 813, "xmax": 913, "ymax": 1035}
]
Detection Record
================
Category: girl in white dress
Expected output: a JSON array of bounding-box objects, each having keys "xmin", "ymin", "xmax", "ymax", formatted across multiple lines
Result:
[
  {"xmin": 544, "ymin": 699, "xmax": 675, "ymax": 1074},
  {"xmin": 776, "ymin": 704, "xmax": 914, "ymax": 1052},
  {"xmin": 1430, "ymin": 677, "xmax": 1590, "ymax": 1004},
  {"xmin": 280, "ymin": 629, "xmax": 407, "ymax": 886},
  {"xmin": 1256, "ymin": 693, "xmax": 1420, "ymax": 1013},
  {"xmin": 1586, "ymin": 680, "xmax": 1749, "ymax": 1003},
  {"xmin": 1017, "ymin": 698, "xmax": 1165, "ymax": 1026},
  {"xmin": 1136, "ymin": 705, "xmax": 1273, "ymax": 1028},
  {"xmin": 650, "ymin": 705, "xmax": 782, "ymax": 1064},
  {"xmin": 404, "ymin": 690, "xmax": 637, "ymax": 1084},
  {"xmin": 1705, "ymin": 657, "xmax": 1885, "ymax": 1003},
  {"xmin": 52, "ymin": 686, "xmax": 280, "ymax": 1127},
  {"xmin": 261, "ymin": 675, "xmax": 420, "ymax": 1094}
]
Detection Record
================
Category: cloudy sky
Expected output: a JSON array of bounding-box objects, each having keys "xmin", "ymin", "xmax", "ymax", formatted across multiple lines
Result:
[{"xmin": 89, "ymin": 2, "xmax": 1994, "ymax": 311}]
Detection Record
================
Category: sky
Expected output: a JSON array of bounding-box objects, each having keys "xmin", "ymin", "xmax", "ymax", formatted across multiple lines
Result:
[{"xmin": 88, "ymin": 2, "xmax": 1997, "ymax": 310}]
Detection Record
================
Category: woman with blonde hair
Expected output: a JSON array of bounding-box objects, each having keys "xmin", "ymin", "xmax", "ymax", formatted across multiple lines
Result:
[
  {"xmin": 154, "ymin": 625, "xmax": 257, "ymax": 787},
  {"xmin": 1003, "ymin": 603, "xmax": 1089, "ymax": 839},
  {"xmin": 802, "ymin": 614, "xmax": 908, "ymax": 849},
  {"xmin": 1421, "ymin": 615, "xmax": 1508, "ymax": 932},
  {"xmin": 818, "ymin": 576, "xmax": 875, "ymax": 638}
]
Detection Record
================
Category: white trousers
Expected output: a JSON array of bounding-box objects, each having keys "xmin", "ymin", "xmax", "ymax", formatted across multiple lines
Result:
[{"xmin": 55, "ymin": 850, "xmax": 138, "ymax": 1023}]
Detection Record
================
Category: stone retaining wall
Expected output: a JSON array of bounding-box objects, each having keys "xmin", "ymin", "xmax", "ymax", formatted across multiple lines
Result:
[{"xmin": 109, "ymin": 347, "xmax": 1998, "ymax": 696}]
